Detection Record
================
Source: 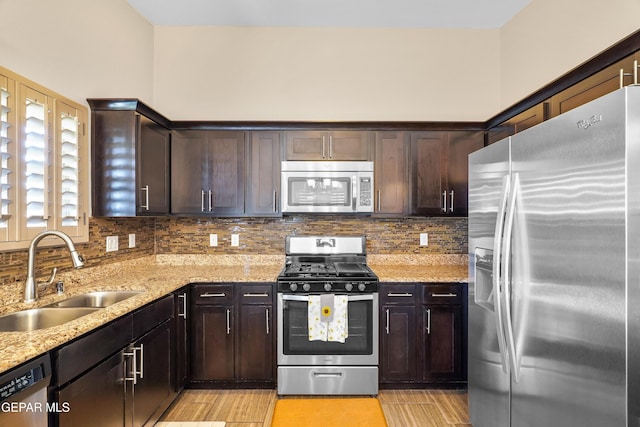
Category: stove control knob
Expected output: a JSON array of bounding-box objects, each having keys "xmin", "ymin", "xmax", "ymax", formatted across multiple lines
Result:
[
  {"xmin": 345, "ymin": 283, "xmax": 353, "ymax": 292},
  {"xmin": 324, "ymin": 282, "xmax": 332, "ymax": 292},
  {"xmin": 358, "ymin": 283, "xmax": 367, "ymax": 292},
  {"xmin": 303, "ymin": 283, "xmax": 311, "ymax": 292},
  {"xmin": 289, "ymin": 283, "xmax": 298, "ymax": 292}
]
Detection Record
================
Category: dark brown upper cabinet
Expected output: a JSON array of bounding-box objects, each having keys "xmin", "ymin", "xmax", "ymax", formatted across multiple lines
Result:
[
  {"xmin": 246, "ymin": 131, "xmax": 282, "ymax": 216},
  {"xmin": 285, "ymin": 130, "xmax": 373, "ymax": 161},
  {"xmin": 487, "ymin": 103, "xmax": 548, "ymax": 145},
  {"xmin": 171, "ymin": 130, "xmax": 245, "ymax": 216},
  {"xmin": 373, "ymin": 131, "xmax": 409, "ymax": 216},
  {"xmin": 89, "ymin": 99, "xmax": 171, "ymax": 217},
  {"xmin": 410, "ymin": 131, "xmax": 483, "ymax": 216}
]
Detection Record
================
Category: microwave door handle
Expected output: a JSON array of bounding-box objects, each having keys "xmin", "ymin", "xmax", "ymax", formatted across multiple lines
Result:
[{"xmin": 352, "ymin": 175, "xmax": 357, "ymax": 211}]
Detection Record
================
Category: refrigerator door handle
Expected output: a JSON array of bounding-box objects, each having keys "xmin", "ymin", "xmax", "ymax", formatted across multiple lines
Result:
[
  {"xmin": 493, "ymin": 175, "xmax": 511, "ymax": 374},
  {"xmin": 502, "ymin": 173, "xmax": 520, "ymax": 382}
]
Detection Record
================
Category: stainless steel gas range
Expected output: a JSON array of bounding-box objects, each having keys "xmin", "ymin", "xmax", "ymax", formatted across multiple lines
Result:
[{"xmin": 276, "ymin": 236, "xmax": 379, "ymax": 396}]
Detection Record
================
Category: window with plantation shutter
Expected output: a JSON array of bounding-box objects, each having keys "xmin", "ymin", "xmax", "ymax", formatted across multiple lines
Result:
[
  {"xmin": 0, "ymin": 66, "xmax": 88, "ymax": 250},
  {"xmin": 21, "ymin": 86, "xmax": 51, "ymax": 236}
]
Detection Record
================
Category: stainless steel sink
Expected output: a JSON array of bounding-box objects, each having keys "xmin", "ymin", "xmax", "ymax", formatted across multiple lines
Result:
[
  {"xmin": 45, "ymin": 291, "xmax": 143, "ymax": 308},
  {"xmin": 0, "ymin": 307, "xmax": 100, "ymax": 332}
]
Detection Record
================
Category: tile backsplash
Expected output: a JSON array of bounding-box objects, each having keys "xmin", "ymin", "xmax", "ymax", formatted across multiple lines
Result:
[{"xmin": 0, "ymin": 215, "xmax": 467, "ymax": 287}]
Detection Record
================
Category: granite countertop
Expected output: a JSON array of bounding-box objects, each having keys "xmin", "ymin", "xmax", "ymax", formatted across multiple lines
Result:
[{"xmin": 0, "ymin": 254, "xmax": 468, "ymax": 374}]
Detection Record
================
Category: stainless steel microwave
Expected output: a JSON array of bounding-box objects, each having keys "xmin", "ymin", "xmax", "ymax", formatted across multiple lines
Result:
[{"xmin": 281, "ymin": 161, "xmax": 374, "ymax": 214}]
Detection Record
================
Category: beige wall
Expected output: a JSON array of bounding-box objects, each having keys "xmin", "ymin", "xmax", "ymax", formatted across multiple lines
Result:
[
  {"xmin": 153, "ymin": 26, "xmax": 501, "ymax": 121},
  {"xmin": 499, "ymin": 0, "xmax": 640, "ymax": 110},
  {"xmin": 0, "ymin": 0, "xmax": 154, "ymax": 107}
]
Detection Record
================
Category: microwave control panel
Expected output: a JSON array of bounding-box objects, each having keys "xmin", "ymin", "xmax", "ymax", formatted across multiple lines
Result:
[{"xmin": 360, "ymin": 177, "xmax": 372, "ymax": 206}]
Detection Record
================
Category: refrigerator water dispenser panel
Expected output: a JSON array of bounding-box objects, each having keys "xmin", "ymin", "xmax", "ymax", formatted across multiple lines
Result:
[{"xmin": 474, "ymin": 247, "xmax": 494, "ymax": 312}]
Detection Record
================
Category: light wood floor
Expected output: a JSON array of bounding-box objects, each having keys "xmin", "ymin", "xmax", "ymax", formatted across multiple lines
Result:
[{"xmin": 157, "ymin": 389, "xmax": 472, "ymax": 427}]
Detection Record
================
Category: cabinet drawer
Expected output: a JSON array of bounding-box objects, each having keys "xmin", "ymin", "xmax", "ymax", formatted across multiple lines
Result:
[
  {"xmin": 238, "ymin": 284, "xmax": 273, "ymax": 305},
  {"xmin": 192, "ymin": 284, "xmax": 234, "ymax": 305},
  {"xmin": 422, "ymin": 284, "xmax": 464, "ymax": 305},
  {"xmin": 379, "ymin": 283, "xmax": 417, "ymax": 305}
]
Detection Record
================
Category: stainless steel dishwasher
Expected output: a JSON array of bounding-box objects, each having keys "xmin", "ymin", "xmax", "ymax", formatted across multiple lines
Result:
[{"xmin": 0, "ymin": 353, "xmax": 51, "ymax": 427}]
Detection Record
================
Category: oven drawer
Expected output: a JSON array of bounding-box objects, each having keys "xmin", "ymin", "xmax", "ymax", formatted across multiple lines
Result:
[
  {"xmin": 192, "ymin": 284, "xmax": 234, "ymax": 305},
  {"xmin": 422, "ymin": 283, "xmax": 464, "ymax": 305},
  {"xmin": 379, "ymin": 283, "xmax": 416, "ymax": 305},
  {"xmin": 238, "ymin": 284, "xmax": 273, "ymax": 304},
  {"xmin": 277, "ymin": 366, "xmax": 378, "ymax": 395}
]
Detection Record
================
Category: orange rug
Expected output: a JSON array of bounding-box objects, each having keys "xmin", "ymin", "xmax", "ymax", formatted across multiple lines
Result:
[{"xmin": 271, "ymin": 398, "xmax": 387, "ymax": 427}]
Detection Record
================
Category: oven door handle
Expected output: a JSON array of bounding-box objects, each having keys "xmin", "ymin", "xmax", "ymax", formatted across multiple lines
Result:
[{"xmin": 281, "ymin": 294, "xmax": 374, "ymax": 302}]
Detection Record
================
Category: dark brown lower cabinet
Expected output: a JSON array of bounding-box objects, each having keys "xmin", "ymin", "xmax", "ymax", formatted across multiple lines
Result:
[
  {"xmin": 189, "ymin": 283, "xmax": 275, "ymax": 388},
  {"xmin": 379, "ymin": 283, "xmax": 467, "ymax": 388}
]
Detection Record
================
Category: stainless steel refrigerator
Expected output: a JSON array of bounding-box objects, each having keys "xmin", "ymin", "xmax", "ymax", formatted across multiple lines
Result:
[{"xmin": 468, "ymin": 85, "xmax": 640, "ymax": 427}]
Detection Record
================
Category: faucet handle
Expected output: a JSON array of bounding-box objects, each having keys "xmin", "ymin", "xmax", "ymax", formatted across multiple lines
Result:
[{"xmin": 42, "ymin": 267, "xmax": 58, "ymax": 288}]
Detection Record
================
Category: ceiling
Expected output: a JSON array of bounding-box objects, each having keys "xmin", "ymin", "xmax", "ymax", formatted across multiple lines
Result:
[{"xmin": 127, "ymin": 0, "xmax": 532, "ymax": 29}]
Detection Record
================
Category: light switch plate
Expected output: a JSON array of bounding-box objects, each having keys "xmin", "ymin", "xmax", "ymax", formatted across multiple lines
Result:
[
  {"xmin": 210, "ymin": 234, "xmax": 218, "ymax": 246},
  {"xmin": 231, "ymin": 234, "xmax": 239, "ymax": 247},
  {"xmin": 106, "ymin": 236, "xmax": 119, "ymax": 252},
  {"xmin": 420, "ymin": 233, "xmax": 429, "ymax": 246}
]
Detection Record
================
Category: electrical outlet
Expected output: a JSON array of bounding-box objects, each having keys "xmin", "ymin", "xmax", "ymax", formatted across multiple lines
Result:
[
  {"xmin": 210, "ymin": 234, "xmax": 218, "ymax": 246},
  {"xmin": 106, "ymin": 236, "xmax": 119, "ymax": 252},
  {"xmin": 420, "ymin": 233, "xmax": 429, "ymax": 246},
  {"xmin": 231, "ymin": 234, "xmax": 240, "ymax": 247},
  {"xmin": 128, "ymin": 233, "xmax": 136, "ymax": 248}
]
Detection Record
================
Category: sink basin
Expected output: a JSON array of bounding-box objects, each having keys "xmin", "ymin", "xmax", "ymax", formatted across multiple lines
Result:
[
  {"xmin": 45, "ymin": 291, "xmax": 143, "ymax": 308},
  {"xmin": 0, "ymin": 307, "xmax": 100, "ymax": 332}
]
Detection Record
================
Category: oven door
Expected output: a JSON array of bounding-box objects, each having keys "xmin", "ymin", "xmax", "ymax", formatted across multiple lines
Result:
[{"xmin": 277, "ymin": 293, "xmax": 378, "ymax": 366}]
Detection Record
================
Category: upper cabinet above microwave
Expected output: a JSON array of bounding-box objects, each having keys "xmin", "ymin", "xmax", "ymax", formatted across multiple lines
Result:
[{"xmin": 284, "ymin": 131, "xmax": 373, "ymax": 161}]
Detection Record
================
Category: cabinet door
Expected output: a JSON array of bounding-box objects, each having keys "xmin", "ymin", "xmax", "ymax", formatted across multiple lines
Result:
[
  {"xmin": 238, "ymin": 304, "xmax": 273, "ymax": 381},
  {"xmin": 285, "ymin": 131, "xmax": 325, "ymax": 160},
  {"xmin": 422, "ymin": 305, "xmax": 463, "ymax": 381},
  {"xmin": 174, "ymin": 290, "xmax": 189, "ymax": 391},
  {"xmin": 447, "ymin": 131, "xmax": 484, "ymax": 216},
  {"xmin": 549, "ymin": 55, "xmax": 637, "ymax": 117},
  {"xmin": 380, "ymin": 305, "xmax": 417, "ymax": 382},
  {"xmin": 56, "ymin": 351, "xmax": 125, "ymax": 427},
  {"xmin": 131, "ymin": 321, "xmax": 174, "ymax": 427},
  {"xmin": 247, "ymin": 131, "xmax": 281, "ymax": 216},
  {"xmin": 328, "ymin": 131, "xmax": 372, "ymax": 160},
  {"xmin": 171, "ymin": 131, "xmax": 208, "ymax": 214},
  {"xmin": 137, "ymin": 115, "xmax": 170, "ymax": 214},
  {"xmin": 410, "ymin": 131, "xmax": 448, "ymax": 215},
  {"xmin": 206, "ymin": 131, "xmax": 245, "ymax": 215},
  {"xmin": 190, "ymin": 305, "xmax": 235, "ymax": 381},
  {"xmin": 487, "ymin": 103, "xmax": 547, "ymax": 145},
  {"xmin": 374, "ymin": 132, "xmax": 408, "ymax": 215}
]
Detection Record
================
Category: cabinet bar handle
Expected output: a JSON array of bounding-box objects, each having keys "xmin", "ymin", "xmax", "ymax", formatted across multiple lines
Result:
[
  {"xmin": 208, "ymin": 190, "xmax": 213, "ymax": 211},
  {"xmin": 201, "ymin": 190, "xmax": 206, "ymax": 212},
  {"xmin": 265, "ymin": 308, "xmax": 270, "ymax": 335},
  {"xmin": 385, "ymin": 308, "xmax": 390, "ymax": 334},
  {"xmin": 430, "ymin": 292, "xmax": 458, "ymax": 297},
  {"xmin": 450, "ymin": 190, "xmax": 454, "ymax": 213},
  {"xmin": 140, "ymin": 185, "xmax": 149, "ymax": 210},
  {"xmin": 273, "ymin": 191, "xmax": 278, "ymax": 213},
  {"xmin": 377, "ymin": 190, "xmax": 381, "ymax": 212},
  {"xmin": 322, "ymin": 136, "xmax": 326, "ymax": 159},
  {"xmin": 425, "ymin": 309, "xmax": 431, "ymax": 335},
  {"xmin": 442, "ymin": 191, "xmax": 447, "ymax": 212},
  {"xmin": 620, "ymin": 68, "xmax": 634, "ymax": 88},
  {"xmin": 635, "ymin": 60, "xmax": 639, "ymax": 86},
  {"xmin": 226, "ymin": 309, "xmax": 231, "ymax": 335},
  {"xmin": 136, "ymin": 344, "xmax": 144, "ymax": 379},
  {"xmin": 178, "ymin": 293, "xmax": 187, "ymax": 318},
  {"xmin": 243, "ymin": 293, "xmax": 269, "ymax": 297},
  {"xmin": 200, "ymin": 292, "xmax": 226, "ymax": 298},
  {"xmin": 387, "ymin": 292, "xmax": 413, "ymax": 297},
  {"xmin": 124, "ymin": 348, "xmax": 137, "ymax": 384},
  {"xmin": 329, "ymin": 135, "xmax": 333, "ymax": 159}
]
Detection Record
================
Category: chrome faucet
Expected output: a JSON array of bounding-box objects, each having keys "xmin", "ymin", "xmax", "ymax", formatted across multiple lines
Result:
[{"xmin": 25, "ymin": 230, "xmax": 85, "ymax": 303}]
